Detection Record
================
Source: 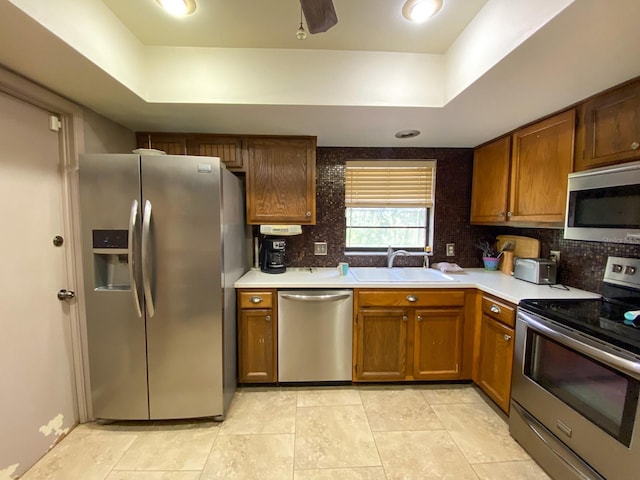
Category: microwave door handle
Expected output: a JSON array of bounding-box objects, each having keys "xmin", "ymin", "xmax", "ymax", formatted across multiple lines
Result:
[
  {"xmin": 519, "ymin": 311, "xmax": 640, "ymax": 379},
  {"xmin": 141, "ymin": 200, "xmax": 155, "ymax": 318},
  {"xmin": 128, "ymin": 199, "xmax": 142, "ymax": 318}
]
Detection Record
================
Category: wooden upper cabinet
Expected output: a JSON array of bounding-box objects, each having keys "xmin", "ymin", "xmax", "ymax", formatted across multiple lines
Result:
[
  {"xmin": 509, "ymin": 109, "xmax": 575, "ymax": 225},
  {"xmin": 470, "ymin": 110, "xmax": 575, "ymax": 227},
  {"xmin": 470, "ymin": 136, "xmax": 511, "ymax": 224},
  {"xmin": 245, "ymin": 136, "xmax": 316, "ymax": 225},
  {"xmin": 187, "ymin": 135, "xmax": 245, "ymax": 172},
  {"xmin": 575, "ymin": 79, "xmax": 640, "ymax": 171},
  {"xmin": 136, "ymin": 132, "xmax": 187, "ymax": 155}
]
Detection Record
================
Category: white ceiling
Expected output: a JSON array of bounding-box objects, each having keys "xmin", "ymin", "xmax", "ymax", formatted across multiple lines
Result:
[
  {"xmin": 102, "ymin": 0, "xmax": 487, "ymax": 54},
  {"xmin": 1, "ymin": 0, "xmax": 640, "ymax": 148}
]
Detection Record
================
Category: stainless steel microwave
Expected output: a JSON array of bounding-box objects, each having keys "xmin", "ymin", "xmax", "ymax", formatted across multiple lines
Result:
[{"xmin": 565, "ymin": 160, "xmax": 640, "ymax": 244}]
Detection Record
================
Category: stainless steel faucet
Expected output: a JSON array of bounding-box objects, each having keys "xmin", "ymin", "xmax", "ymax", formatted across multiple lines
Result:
[
  {"xmin": 387, "ymin": 246, "xmax": 410, "ymax": 268},
  {"xmin": 387, "ymin": 246, "xmax": 431, "ymax": 268}
]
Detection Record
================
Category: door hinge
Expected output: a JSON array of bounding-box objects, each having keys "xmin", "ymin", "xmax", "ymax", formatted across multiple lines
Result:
[{"xmin": 49, "ymin": 115, "xmax": 62, "ymax": 132}]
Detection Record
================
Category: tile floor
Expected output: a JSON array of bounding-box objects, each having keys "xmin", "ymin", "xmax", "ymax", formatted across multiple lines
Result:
[{"xmin": 21, "ymin": 384, "xmax": 551, "ymax": 480}]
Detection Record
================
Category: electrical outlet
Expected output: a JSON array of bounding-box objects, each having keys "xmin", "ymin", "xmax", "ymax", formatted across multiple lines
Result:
[
  {"xmin": 314, "ymin": 242, "xmax": 327, "ymax": 255},
  {"xmin": 446, "ymin": 243, "xmax": 455, "ymax": 256},
  {"xmin": 550, "ymin": 250, "xmax": 560, "ymax": 264}
]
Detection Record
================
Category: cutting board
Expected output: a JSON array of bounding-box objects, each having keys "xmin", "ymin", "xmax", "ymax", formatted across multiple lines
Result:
[{"xmin": 496, "ymin": 235, "xmax": 541, "ymax": 259}]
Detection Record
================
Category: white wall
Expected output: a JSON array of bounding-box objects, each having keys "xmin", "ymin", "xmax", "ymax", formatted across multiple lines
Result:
[
  {"xmin": 0, "ymin": 66, "xmax": 134, "ymax": 480},
  {"xmin": 82, "ymin": 107, "xmax": 136, "ymax": 154}
]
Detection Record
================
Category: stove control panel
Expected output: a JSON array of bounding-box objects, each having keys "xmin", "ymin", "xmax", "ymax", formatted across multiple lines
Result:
[{"xmin": 605, "ymin": 257, "xmax": 640, "ymax": 288}]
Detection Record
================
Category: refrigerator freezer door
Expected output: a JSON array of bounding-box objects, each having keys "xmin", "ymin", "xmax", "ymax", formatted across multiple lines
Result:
[
  {"xmin": 79, "ymin": 154, "xmax": 149, "ymax": 420},
  {"xmin": 141, "ymin": 155, "xmax": 224, "ymax": 419}
]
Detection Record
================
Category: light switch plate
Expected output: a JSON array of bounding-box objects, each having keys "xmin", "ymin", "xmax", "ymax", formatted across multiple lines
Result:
[{"xmin": 314, "ymin": 242, "xmax": 328, "ymax": 255}]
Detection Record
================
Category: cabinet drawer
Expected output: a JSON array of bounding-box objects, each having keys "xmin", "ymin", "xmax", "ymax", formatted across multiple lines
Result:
[
  {"xmin": 239, "ymin": 291, "xmax": 274, "ymax": 309},
  {"xmin": 358, "ymin": 290, "xmax": 465, "ymax": 308},
  {"xmin": 481, "ymin": 295, "xmax": 515, "ymax": 328}
]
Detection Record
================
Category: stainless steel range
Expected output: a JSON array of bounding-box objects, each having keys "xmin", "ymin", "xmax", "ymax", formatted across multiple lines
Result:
[{"xmin": 511, "ymin": 256, "xmax": 640, "ymax": 480}]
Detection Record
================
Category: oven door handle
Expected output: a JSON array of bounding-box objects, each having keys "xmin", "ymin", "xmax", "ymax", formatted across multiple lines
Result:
[{"xmin": 519, "ymin": 311, "xmax": 640, "ymax": 380}]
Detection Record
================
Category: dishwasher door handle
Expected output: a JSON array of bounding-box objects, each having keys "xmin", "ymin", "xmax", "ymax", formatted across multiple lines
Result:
[{"xmin": 279, "ymin": 293, "xmax": 352, "ymax": 302}]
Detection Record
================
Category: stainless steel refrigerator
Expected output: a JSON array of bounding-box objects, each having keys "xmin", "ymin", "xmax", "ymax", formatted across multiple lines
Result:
[{"xmin": 79, "ymin": 154, "xmax": 247, "ymax": 420}]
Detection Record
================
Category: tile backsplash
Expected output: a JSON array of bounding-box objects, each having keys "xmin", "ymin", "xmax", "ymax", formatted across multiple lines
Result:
[
  {"xmin": 254, "ymin": 146, "xmax": 640, "ymax": 294},
  {"xmin": 257, "ymin": 146, "xmax": 489, "ymax": 269}
]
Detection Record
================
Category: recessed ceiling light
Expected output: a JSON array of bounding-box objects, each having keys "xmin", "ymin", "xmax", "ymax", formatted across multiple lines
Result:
[
  {"xmin": 402, "ymin": 0, "xmax": 443, "ymax": 23},
  {"xmin": 395, "ymin": 129, "xmax": 421, "ymax": 139},
  {"xmin": 155, "ymin": 0, "xmax": 197, "ymax": 17}
]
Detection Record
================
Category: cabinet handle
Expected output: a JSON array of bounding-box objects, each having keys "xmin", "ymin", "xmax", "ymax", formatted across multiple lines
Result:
[
  {"xmin": 498, "ymin": 211, "xmax": 505, "ymax": 218},
  {"xmin": 305, "ymin": 211, "xmax": 312, "ymax": 217},
  {"xmin": 417, "ymin": 315, "xmax": 423, "ymax": 322},
  {"xmin": 507, "ymin": 211, "xmax": 513, "ymax": 217},
  {"xmin": 632, "ymin": 142, "xmax": 639, "ymax": 150},
  {"xmin": 250, "ymin": 296, "xmax": 262, "ymax": 304},
  {"xmin": 504, "ymin": 334, "xmax": 512, "ymax": 341},
  {"xmin": 490, "ymin": 305, "xmax": 501, "ymax": 314},
  {"xmin": 406, "ymin": 295, "xmax": 417, "ymax": 302},
  {"xmin": 265, "ymin": 315, "xmax": 272, "ymax": 322},
  {"xmin": 402, "ymin": 315, "xmax": 408, "ymax": 322}
]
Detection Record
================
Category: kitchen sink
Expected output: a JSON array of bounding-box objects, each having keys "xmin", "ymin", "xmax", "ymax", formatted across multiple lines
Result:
[
  {"xmin": 350, "ymin": 267, "xmax": 458, "ymax": 283},
  {"xmin": 349, "ymin": 268, "xmax": 402, "ymax": 282}
]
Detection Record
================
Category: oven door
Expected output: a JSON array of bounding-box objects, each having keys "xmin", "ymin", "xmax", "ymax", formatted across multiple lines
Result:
[{"xmin": 512, "ymin": 309, "xmax": 640, "ymax": 480}]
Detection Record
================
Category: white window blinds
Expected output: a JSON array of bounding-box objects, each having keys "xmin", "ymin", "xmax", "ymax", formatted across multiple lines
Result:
[{"xmin": 345, "ymin": 160, "xmax": 436, "ymax": 208}]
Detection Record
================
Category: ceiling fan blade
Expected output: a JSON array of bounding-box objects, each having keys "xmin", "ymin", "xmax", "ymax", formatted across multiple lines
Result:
[{"xmin": 300, "ymin": 0, "xmax": 338, "ymax": 34}]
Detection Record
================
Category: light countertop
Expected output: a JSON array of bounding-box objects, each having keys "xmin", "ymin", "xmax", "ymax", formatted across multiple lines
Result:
[{"xmin": 234, "ymin": 267, "xmax": 600, "ymax": 304}]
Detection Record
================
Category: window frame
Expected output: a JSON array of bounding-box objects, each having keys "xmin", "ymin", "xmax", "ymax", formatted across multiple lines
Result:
[{"xmin": 344, "ymin": 160, "xmax": 436, "ymax": 253}]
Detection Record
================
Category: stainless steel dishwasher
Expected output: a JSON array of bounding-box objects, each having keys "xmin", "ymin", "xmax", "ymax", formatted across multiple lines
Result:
[{"xmin": 278, "ymin": 290, "xmax": 353, "ymax": 382}]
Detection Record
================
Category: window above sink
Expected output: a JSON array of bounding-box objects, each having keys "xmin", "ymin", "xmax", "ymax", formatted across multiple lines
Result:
[{"xmin": 344, "ymin": 160, "xmax": 436, "ymax": 253}]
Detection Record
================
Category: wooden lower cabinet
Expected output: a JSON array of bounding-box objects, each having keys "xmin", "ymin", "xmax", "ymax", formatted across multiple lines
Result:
[
  {"xmin": 355, "ymin": 308, "xmax": 408, "ymax": 381},
  {"xmin": 354, "ymin": 289, "xmax": 472, "ymax": 382},
  {"xmin": 414, "ymin": 308, "xmax": 464, "ymax": 380},
  {"xmin": 475, "ymin": 294, "xmax": 516, "ymax": 413},
  {"xmin": 237, "ymin": 290, "xmax": 277, "ymax": 383}
]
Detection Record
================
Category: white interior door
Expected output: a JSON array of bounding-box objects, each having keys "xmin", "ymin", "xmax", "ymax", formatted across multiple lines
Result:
[{"xmin": 0, "ymin": 91, "xmax": 77, "ymax": 479}]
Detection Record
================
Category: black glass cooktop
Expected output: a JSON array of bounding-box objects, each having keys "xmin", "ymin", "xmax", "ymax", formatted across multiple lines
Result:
[{"xmin": 519, "ymin": 288, "xmax": 640, "ymax": 356}]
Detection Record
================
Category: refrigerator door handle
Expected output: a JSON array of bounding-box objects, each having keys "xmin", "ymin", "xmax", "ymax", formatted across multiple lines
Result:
[
  {"xmin": 128, "ymin": 199, "xmax": 142, "ymax": 318},
  {"xmin": 142, "ymin": 199, "xmax": 155, "ymax": 318}
]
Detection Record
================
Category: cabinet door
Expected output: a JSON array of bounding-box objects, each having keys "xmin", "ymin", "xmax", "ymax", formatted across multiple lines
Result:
[
  {"xmin": 576, "ymin": 80, "xmax": 640, "ymax": 170},
  {"xmin": 136, "ymin": 132, "xmax": 187, "ymax": 155},
  {"xmin": 509, "ymin": 109, "xmax": 575, "ymax": 225},
  {"xmin": 187, "ymin": 135, "xmax": 245, "ymax": 171},
  {"xmin": 238, "ymin": 308, "xmax": 276, "ymax": 383},
  {"xmin": 413, "ymin": 308, "xmax": 464, "ymax": 380},
  {"xmin": 477, "ymin": 314, "xmax": 514, "ymax": 413},
  {"xmin": 245, "ymin": 137, "xmax": 316, "ymax": 224},
  {"xmin": 470, "ymin": 136, "xmax": 511, "ymax": 224},
  {"xmin": 355, "ymin": 308, "xmax": 408, "ymax": 381}
]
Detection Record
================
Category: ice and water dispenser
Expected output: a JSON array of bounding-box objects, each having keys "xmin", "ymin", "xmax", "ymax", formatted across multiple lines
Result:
[{"xmin": 92, "ymin": 229, "xmax": 131, "ymax": 290}]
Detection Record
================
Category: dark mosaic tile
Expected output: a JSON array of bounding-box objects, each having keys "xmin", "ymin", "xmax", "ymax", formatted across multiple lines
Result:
[
  {"xmin": 475, "ymin": 226, "xmax": 640, "ymax": 293},
  {"xmin": 253, "ymin": 146, "xmax": 640, "ymax": 294}
]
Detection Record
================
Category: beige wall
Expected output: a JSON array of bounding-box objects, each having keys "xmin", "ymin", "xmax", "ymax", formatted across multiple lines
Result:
[
  {"xmin": 82, "ymin": 107, "xmax": 135, "ymax": 154},
  {"xmin": 0, "ymin": 66, "xmax": 134, "ymax": 479}
]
